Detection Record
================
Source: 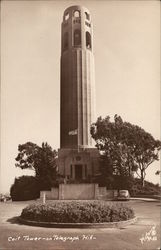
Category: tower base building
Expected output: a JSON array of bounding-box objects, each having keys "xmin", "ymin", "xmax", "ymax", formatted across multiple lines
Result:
[{"xmin": 58, "ymin": 148, "xmax": 100, "ymax": 182}]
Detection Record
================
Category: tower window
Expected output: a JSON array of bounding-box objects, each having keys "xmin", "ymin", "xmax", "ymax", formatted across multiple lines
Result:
[
  {"xmin": 73, "ymin": 19, "xmax": 80, "ymax": 24},
  {"xmin": 85, "ymin": 12, "xmax": 90, "ymax": 20},
  {"xmin": 70, "ymin": 165, "xmax": 73, "ymax": 178},
  {"xmin": 85, "ymin": 21, "xmax": 91, "ymax": 27},
  {"xmin": 86, "ymin": 31, "xmax": 91, "ymax": 49},
  {"xmin": 65, "ymin": 12, "xmax": 69, "ymax": 21},
  {"xmin": 63, "ymin": 32, "xmax": 68, "ymax": 50},
  {"xmin": 74, "ymin": 10, "xmax": 80, "ymax": 18},
  {"xmin": 74, "ymin": 29, "xmax": 81, "ymax": 46}
]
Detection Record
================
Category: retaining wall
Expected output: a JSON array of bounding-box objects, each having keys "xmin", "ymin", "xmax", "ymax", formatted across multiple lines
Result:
[
  {"xmin": 40, "ymin": 183, "xmax": 98, "ymax": 200},
  {"xmin": 40, "ymin": 184, "xmax": 119, "ymax": 201}
]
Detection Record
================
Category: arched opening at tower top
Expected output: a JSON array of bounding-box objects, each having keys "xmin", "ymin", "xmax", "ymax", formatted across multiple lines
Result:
[
  {"xmin": 65, "ymin": 12, "xmax": 69, "ymax": 21},
  {"xmin": 74, "ymin": 10, "xmax": 80, "ymax": 18},
  {"xmin": 85, "ymin": 12, "xmax": 90, "ymax": 20},
  {"xmin": 86, "ymin": 31, "xmax": 91, "ymax": 49}
]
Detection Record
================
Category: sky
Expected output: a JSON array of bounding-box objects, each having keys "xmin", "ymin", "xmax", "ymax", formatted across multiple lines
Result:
[{"xmin": 1, "ymin": 0, "xmax": 160, "ymax": 193}]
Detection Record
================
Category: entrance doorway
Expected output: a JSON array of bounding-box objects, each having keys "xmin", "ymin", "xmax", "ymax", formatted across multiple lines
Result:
[{"xmin": 75, "ymin": 165, "xmax": 83, "ymax": 180}]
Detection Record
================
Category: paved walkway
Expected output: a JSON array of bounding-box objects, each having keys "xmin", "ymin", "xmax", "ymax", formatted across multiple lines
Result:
[{"xmin": 0, "ymin": 200, "xmax": 160, "ymax": 250}]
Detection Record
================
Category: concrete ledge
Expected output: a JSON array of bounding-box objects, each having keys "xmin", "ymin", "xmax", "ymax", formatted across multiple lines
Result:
[
  {"xmin": 18, "ymin": 216, "xmax": 137, "ymax": 228},
  {"xmin": 131, "ymin": 195, "xmax": 160, "ymax": 201},
  {"xmin": 130, "ymin": 197, "xmax": 160, "ymax": 201}
]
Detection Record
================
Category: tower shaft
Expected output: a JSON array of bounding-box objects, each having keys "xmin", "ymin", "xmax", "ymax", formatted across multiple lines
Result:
[{"xmin": 60, "ymin": 5, "xmax": 95, "ymax": 149}]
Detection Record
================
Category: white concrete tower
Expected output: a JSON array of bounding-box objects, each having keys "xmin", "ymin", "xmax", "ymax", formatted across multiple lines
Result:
[
  {"xmin": 58, "ymin": 6, "xmax": 99, "ymax": 181},
  {"xmin": 60, "ymin": 5, "xmax": 95, "ymax": 149}
]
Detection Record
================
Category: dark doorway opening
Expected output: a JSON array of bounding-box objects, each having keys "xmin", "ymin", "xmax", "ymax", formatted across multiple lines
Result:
[{"xmin": 75, "ymin": 165, "xmax": 83, "ymax": 180}]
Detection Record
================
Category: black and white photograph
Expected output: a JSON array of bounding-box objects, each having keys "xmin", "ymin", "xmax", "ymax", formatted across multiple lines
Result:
[{"xmin": 0, "ymin": 1, "xmax": 160, "ymax": 250}]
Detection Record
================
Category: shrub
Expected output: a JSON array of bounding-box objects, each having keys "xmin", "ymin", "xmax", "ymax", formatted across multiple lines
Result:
[
  {"xmin": 129, "ymin": 178, "xmax": 160, "ymax": 196},
  {"xmin": 10, "ymin": 176, "xmax": 40, "ymax": 201},
  {"xmin": 21, "ymin": 201, "xmax": 134, "ymax": 223}
]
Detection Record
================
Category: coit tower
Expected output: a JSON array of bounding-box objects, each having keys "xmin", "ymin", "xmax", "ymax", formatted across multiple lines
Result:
[{"xmin": 58, "ymin": 6, "xmax": 99, "ymax": 181}]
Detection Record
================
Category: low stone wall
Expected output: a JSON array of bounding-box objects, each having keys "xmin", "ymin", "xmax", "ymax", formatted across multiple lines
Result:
[
  {"xmin": 51, "ymin": 188, "xmax": 59, "ymax": 199},
  {"xmin": 98, "ymin": 188, "xmax": 118, "ymax": 200},
  {"xmin": 99, "ymin": 187, "xmax": 107, "ymax": 195},
  {"xmin": 40, "ymin": 188, "xmax": 59, "ymax": 200},
  {"xmin": 40, "ymin": 183, "xmax": 98, "ymax": 200},
  {"xmin": 40, "ymin": 185, "xmax": 119, "ymax": 201},
  {"xmin": 59, "ymin": 183, "xmax": 98, "ymax": 200},
  {"xmin": 106, "ymin": 190, "xmax": 116, "ymax": 199}
]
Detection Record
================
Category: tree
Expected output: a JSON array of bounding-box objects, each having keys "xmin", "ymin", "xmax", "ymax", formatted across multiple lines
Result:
[
  {"xmin": 91, "ymin": 115, "xmax": 161, "ymax": 187},
  {"xmin": 15, "ymin": 142, "xmax": 57, "ymax": 190}
]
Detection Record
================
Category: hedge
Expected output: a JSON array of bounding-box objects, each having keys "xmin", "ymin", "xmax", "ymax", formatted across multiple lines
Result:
[{"xmin": 21, "ymin": 201, "xmax": 134, "ymax": 223}]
